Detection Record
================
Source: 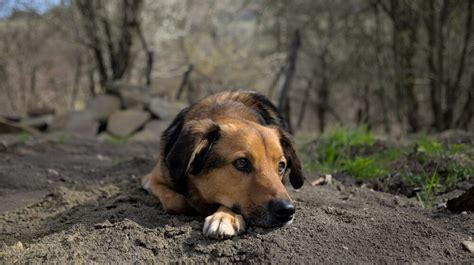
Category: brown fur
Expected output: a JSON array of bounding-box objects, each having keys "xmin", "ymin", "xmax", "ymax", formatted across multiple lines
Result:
[{"xmin": 142, "ymin": 91, "xmax": 304, "ymax": 235}]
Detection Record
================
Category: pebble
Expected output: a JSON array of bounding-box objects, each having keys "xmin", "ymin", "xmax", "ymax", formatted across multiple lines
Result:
[
  {"xmin": 462, "ymin": 241, "xmax": 474, "ymax": 253},
  {"xmin": 47, "ymin": 168, "xmax": 59, "ymax": 176},
  {"xmin": 15, "ymin": 241, "xmax": 24, "ymax": 251}
]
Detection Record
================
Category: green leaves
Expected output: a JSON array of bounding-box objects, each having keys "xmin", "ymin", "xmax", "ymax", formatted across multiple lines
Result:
[{"xmin": 344, "ymin": 157, "xmax": 388, "ymax": 180}]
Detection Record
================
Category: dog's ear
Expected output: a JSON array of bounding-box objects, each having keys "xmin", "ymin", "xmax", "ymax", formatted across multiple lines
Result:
[
  {"xmin": 165, "ymin": 119, "xmax": 220, "ymax": 194},
  {"xmin": 278, "ymin": 129, "xmax": 304, "ymax": 189}
]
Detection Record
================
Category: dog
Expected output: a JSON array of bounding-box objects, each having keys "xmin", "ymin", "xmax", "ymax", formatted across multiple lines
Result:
[{"xmin": 142, "ymin": 91, "xmax": 304, "ymax": 239}]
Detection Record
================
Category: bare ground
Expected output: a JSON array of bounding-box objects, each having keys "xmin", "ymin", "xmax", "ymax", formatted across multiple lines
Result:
[{"xmin": 0, "ymin": 135, "xmax": 473, "ymax": 263}]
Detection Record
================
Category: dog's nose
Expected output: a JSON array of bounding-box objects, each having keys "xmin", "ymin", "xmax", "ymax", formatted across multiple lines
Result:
[{"xmin": 269, "ymin": 199, "xmax": 295, "ymax": 223}]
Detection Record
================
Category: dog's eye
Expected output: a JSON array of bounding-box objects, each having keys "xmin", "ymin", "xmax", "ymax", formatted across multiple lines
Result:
[
  {"xmin": 233, "ymin": 158, "xmax": 252, "ymax": 173},
  {"xmin": 278, "ymin": 161, "xmax": 286, "ymax": 175}
]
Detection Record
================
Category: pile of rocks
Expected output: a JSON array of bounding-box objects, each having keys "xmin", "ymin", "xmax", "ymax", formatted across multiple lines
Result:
[{"xmin": 0, "ymin": 87, "xmax": 186, "ymax": 142}]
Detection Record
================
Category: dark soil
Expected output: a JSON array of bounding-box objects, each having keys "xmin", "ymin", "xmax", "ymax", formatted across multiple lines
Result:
[{"xmin": 0, "ymin": 135, "xmax": 473, "ymax": 263}]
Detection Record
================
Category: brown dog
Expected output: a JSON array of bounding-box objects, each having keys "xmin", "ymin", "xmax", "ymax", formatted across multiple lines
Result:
[{"xmin": 142, "ymin": 91, "xmax": 304, "ymax": 239}]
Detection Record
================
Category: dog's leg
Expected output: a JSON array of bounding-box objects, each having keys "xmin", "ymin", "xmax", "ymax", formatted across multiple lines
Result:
[
  {"xmin": 142, "ymin": 173, "xmax": 191, "ymax": 214},
  {"xmin": 203, "ymin": 206, "xmax": 246, "ymax": 239}
]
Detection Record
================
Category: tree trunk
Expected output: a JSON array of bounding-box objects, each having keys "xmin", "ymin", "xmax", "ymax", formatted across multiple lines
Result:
[
  {"xmin": 388, "ymin": 0, "xmax": 420, "ymax": 133},
  {"xmin": 76, "ymin": 0, "xmax": 144, "ymax": 89},
  {"xmin": 373, "ymin": 1, "xmax": 390, "ymax": 133},
  {"xmin": 455, "ymin": 73, "xmax": 473, "ymax": 129},
  {"xmin": 317, "ymin": 77, "xmax": 329, "ymax": 133},
  {"xmin": 88, "ymin": 69, "xmax": 96, "ymax": 97},
  {"xmin": 449, "ymin": 0, "xmax": 472, "ymax": 129},
  {"xmin": 296, "ymin": 79, "xmax": 312, "ymax": 129},
  {"xmin": 278, "ymin": 30, "xmax": 301, "ymax": 134},
  {"xmin": 0, "ymin": 63, "xmax": 15, "ymax": 111},
  {"xmin": 356, "ymin": 85, "xmax": 371, "ymax": 128},
  {"xmin": 28, "ymin": 65, "xmax": 38, "ymax": 111},
  {"xmin": 70, "ymin": 55, "xmax": 83, "ymax": 109},
  {"xmin": 176, "ymin": 64, "xmax": 194, "ymax": 100}
]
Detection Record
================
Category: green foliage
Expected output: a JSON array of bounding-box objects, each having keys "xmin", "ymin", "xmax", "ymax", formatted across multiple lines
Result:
[
  {"xmin": 416, "ymin": 135, "xmax": 442, "ymax": 155},
  {"xmin": 413, "ymin": 169, "xmax": 442, "ymax": 208},
  {"xmin": 17, "ymin": 131, "xmax": 30, "ymax": 144},
  {"xmin": 300, "ymin": 126, "xmax": 387, "ymax": 178},
  {"xmin": 112, "ymin": 157, "xmax": 126, "ymax": 166},
  {"xmin": 444, "ymin": 163, "xmax": 473, "ymax": 190},
  {"xmin": 319, "ymin": 125, "xmax": 374, "ymax": 167},
  {"xmin": 299, "ymin": 126, "xmax": 473, "ymax": 208},
  {"xmin": 104, "ymin": 135, "xmax": 129, "ymax": 144},
  {"xmin": 344, "ymin": 157, "xmax": 388, "ymax": 180},
  {"xmin": 405, "ymin": 138, "xmax": 473, "ymax": 208},
  {"xmin": 448, "ymin": 143, "xmax": 469, "ymax": 155},
  {"xmin": 55, "ymin": 133, "xmax": 67, "ymax": 144}
]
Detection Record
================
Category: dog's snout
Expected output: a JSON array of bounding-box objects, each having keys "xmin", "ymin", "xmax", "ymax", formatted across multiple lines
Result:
[{"xmin": 269, "ymin": 199, "xmax": 295, "ymax": 223}]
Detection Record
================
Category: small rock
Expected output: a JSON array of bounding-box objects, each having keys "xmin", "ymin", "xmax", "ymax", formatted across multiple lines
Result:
[
  {"xmin": 129, "ymin": 129, "xmax": 159, "ymax": 142},
  {"xmin": 107, "ymin": 110, "xmax": 150, "ymax": 137},
  {"xmin": 96, "ymin": 154, "xmax": 111, "ymax": 161},
  {"xmin": 311, "ymin": 177, "xmax": 325, "ymax": 186},
  {"xmin": 94, "ymin": 220, "xmax": 114, "ymax": 229},
  {"xmin": 325, "ymin": 174, "xmax": 333, "ymax": 184},
  {"xmin": 97, "ymin": 132, "xmax": 113, "ymax": 142},
  {"xmin": 47, "ymin": 168, "xmax": 59, "ymax": 176},
  {"xmin": 144, "ymin": 120, "xmax": 170, "ymax": 135},
  {"xmin": 0, "ymin": 111, "xmax": 24, "ymax": 122},
  {"xmin": 86, "ymin": 94, "xmax": 121, "ymax": 121},
  {"xmin": 20, "ymin": 114, "xmax": 54, "ymax": 131},
  {"xmin": 13, "ymin": 241, "xmax": 24, "ymax": 252},
  {"xmin": 462, "ymin": 241, "xmax": 474, "ymax": 253},
  {"xmin": 64, "ymin": 111, "xmax": 99, "ymax": 138},
  {"xmin": 311, "ymin": 174, "xmax": 333, "ymax": 186},
  {"xmin": 148, "ymin": 97, "xmax": 186, "ymax": 120},
  {"xmin": 0, "ymin": 118, "xmax": 37, "ymax": 134},
  {"xmin": 447, "ymin": 186, "xmax": 474, "ymax": 212},
  {"xmin": 106, "ymin": 82, "xmax": 150, "ymax": 108}
]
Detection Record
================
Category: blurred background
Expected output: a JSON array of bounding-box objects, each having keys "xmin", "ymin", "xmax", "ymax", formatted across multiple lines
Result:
[
  {"xmin": 0, "ymin": 0, "xmax": 473, "ymax": 215},
  {"xmin": 0, "ymin": 0, "xmax": 472, "ymax": 137}
]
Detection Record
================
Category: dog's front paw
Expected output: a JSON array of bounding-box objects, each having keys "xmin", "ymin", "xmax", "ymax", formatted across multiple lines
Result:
[{"xmin": 203, "ymin": 210, "xmax": 246, "ymax": 239}]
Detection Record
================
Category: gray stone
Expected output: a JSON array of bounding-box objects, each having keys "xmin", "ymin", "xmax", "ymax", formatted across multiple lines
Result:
[
  {"xmin": 106, "ymin": 82, "xmax": 150, "ymax": 109},
  {"xmin": 144, "ymin": 120, "xmax": 170, "ymax": 135},
  {"xmin": 119, "ymin": 89, "xmax": 148, "ymax": 109},
  {"xmin": 107, "ymin": 110, "xmax": 150, "ymax": 137},
  {"xmin": 97, "ymin": 132, "xmax": 113, "ymax": 142},
  {"xmin": 64, "ymin": 111, "xmax": 99, "ymax": 138},
  {"xmin": 148, "ymin": 97, "xmax": 186, "ymax": 120},
  {"xmin": 86, "ymin": 94, "xmax": 121, "ymax": 121},
  {"xmin": 20, "ymin": 115, "xmax": 54, "ymax": 131},
  {"xmin": 0, "ymin": 112, "xmax": 24, "ymax": 122},
  {"xmin": 0, "ymin": 118, "xmax": 37, "ymax": 134},
  {"xmin": 129, "ymin": 129, "xmax": 159, "ymax": 142},
  {"xmin": 462, "ymin": 241, "xmax": 474, "ymax": 253},
  {"xmin": 49, "ymin": 113, "xmax": 68, "ymax": 131}
]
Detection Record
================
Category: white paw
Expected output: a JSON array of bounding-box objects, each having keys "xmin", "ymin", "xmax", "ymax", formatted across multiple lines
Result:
[
  {"xmin": 141, "ymin": 176, "xmax": 151, "ymax": 191},
  {"xmin": 203, "ymin": 211, "xmax": 246, "ymax": 239}
]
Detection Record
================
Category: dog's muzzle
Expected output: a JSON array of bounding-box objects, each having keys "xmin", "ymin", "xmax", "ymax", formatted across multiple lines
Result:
[
  {"xmin": 268, "ymin": 199, "xmax": 295, "ymax": 223},
  {"xmin": 248, "ymin": 199, "xmax": 295, "ymax": 227}
]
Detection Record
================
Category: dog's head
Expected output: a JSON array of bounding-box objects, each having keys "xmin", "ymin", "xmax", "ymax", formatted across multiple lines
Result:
[{"xmin": 165, "ymin": 118, "xmax": 304, "ymax": 227}]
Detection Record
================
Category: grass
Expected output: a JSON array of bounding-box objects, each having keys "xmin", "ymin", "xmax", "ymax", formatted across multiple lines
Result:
[
  {"xmin": 104, "ymin": 135, "xmax": 129, "ymax": 144},
  {"xmin": 300, "ymin": 125, "xmax": 391, "ymax": 180},
  {"xmin": 17, "ymin": 131, "xmax": 31, "ymax": 144},
  {"xmin": 344, "ymin": 157, "xmax": 388, "ymax": 180},
  {"xmin": 299, "ymin": 126, "xmax": 473, "ymax": 208}
]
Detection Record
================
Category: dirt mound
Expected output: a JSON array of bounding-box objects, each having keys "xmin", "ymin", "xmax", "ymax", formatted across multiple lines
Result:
[{"xmin": 0, "ymin": 137, "xmax": 473, "ymax": 263}]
